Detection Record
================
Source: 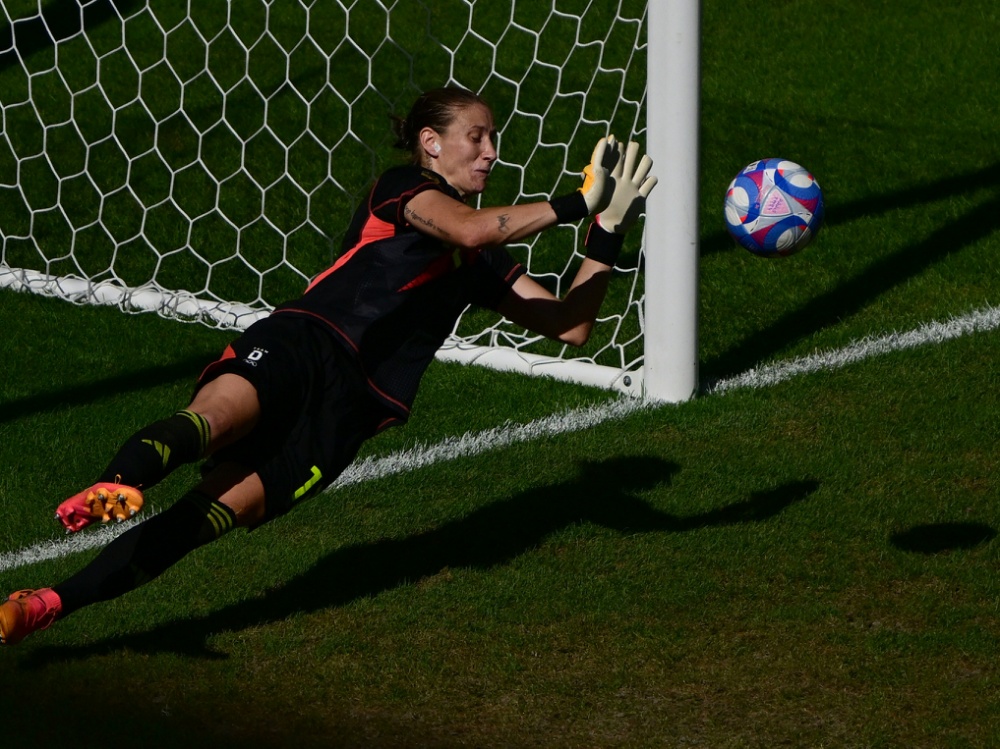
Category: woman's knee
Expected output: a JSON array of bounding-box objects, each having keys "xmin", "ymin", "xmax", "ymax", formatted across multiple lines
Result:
[
  {"xmin": 198, "ymin": 462, "xmax": 267, "ymax": 528},
  {"xmin": 188, "ymin": 374, "xmax": 261, "ymax": 451}
]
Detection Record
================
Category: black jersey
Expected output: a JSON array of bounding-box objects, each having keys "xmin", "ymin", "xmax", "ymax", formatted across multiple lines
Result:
[{"xmin": 271, "ymin": 165, "xmax": 526, "ymax": 420}]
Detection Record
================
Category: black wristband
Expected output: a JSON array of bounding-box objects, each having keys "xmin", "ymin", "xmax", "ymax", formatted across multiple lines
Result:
[
  {"xmin": 584, "ymin": 221, "xmax": 625, "ymax": 267},
  {"xmin": 549, "ymin": 191, "xmax": 590, "ymax": 224}
]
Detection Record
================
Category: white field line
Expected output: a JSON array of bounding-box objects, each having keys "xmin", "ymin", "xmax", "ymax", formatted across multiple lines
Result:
[
  {"xmin": 329, "ymin": 396, "xmax": 648, "ymax": 491},
  {"xmin": 0, "ymin": 518, "xmax": 143, "ymax": 573},
  {"xmin": 3, "ymin": 305, "xmax": 998, "ymax": 574},
  {"xmin": 708, "ymin": 305, "xmax": 1000, "ymax": 394}
]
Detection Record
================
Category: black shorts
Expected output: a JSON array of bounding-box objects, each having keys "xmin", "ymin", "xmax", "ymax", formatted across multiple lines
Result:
[{"xmin": 198, "ymin": 313, "xmax": 396, "ymax": 523}]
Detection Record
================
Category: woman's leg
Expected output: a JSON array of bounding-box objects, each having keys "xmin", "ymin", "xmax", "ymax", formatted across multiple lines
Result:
[
  {"xmin": 54, "ymin": 462, "xmax": 265, "ymax": 614},
  {"xmin": 0, "ymin": 462, "xmax": 267, "ymax": 644},
  {"xmin": 55, "ymin": 373, "xmax": 261, "ymax": 532}
]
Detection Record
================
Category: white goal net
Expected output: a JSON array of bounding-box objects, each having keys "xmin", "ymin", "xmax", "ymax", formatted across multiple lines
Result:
[{"xmin": 0, "ymin": 0, "xmax": 656, "ymax": 395}]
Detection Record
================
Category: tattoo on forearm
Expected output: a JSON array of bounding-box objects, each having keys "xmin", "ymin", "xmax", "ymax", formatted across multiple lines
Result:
[
  {"xmin": 497, "ymin": 213, "xmax": 511, "ymax": 233},
  {"xmin": 405, "ymin": 206, "xmax": 450, "ymax": 236}
]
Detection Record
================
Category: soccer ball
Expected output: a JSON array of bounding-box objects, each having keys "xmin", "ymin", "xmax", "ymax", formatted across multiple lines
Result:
[{"xmin": 724, "ymin": 158, "xmax": 824, "ymax": 257}]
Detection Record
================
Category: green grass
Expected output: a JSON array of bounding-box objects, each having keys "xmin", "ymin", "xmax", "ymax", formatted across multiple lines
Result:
[
  {"xmin": 1, "ymin": 291, "xmax": 998, "ymax": 747},
  {"xmin": 2, "ymin": 0, "xmax": 1000, "ymax": 746}
]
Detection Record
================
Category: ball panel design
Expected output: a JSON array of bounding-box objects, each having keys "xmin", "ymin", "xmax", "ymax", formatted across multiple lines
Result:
[{"xmin": 723, "ymin": 158, "xmax": 824, "ymax": 257}]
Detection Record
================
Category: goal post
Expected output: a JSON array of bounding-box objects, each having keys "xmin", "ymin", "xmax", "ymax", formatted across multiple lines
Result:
[
  {"xmin": 643, "ymin": 0, "xmax": 701, "ymax": 402},
  {"xmin": 0, "ymin": 0, "xmax": 699, "ymax": 402}
]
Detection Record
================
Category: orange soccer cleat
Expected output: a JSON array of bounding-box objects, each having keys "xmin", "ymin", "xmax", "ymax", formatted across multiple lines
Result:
[
  {"xmin": 55, "ymin": 482, "xmax": 144, "ymax": 533},
  {"xmin": 0, "ymin": 588, "xmax": 63, "ymax": 645}
]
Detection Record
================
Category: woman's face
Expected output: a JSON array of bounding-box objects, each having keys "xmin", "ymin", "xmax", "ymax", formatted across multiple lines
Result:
[{"xmin": 426, "ymin": 103, "xmax": 498, "ymax": 197}]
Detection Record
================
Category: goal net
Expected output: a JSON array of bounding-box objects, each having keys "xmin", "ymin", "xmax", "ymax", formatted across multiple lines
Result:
[{"xmin": 0, "ymin": 0, "xmax": 666, "ymax": 397}]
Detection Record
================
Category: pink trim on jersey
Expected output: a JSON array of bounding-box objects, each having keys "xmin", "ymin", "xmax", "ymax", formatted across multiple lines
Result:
[
  {"xmin": 304, "ymin": 177, "xmax": 439, "ymax": 294},
  {"xmin": 397, "ymin": 250, "xmax": 456, "ymax": 291},
  {"xmin": 198, "ymin": 344, "xmax": 237, "ymax": 383},
  {"xmin": 306, "ymin": 214, "xmax": 395, "ymax": 293}
]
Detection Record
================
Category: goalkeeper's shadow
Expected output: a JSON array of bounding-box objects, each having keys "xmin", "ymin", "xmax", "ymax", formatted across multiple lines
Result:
[{"xmin": 24, "ymin": 456, "xmax": 819, "ymax": 663}]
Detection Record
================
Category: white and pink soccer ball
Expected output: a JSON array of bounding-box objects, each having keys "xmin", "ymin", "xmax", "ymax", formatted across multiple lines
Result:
[{"xmin": 724, "ymin": 158, "xmax": 824, "ymax": 257}]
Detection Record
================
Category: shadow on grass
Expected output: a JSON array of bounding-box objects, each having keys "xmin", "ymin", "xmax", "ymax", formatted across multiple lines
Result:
[
  {"xmin": 24, "ymin": 456, "xmax": 819, "ymax": 663},
  {"xmin": 890, "ymin": 522, "xmax": 996, "ymax": 554},
  {"xmin": 701, "ymin": 161, "xmax": 1000, "ymax": 383},
  {"xmin": 0, "ymin": 353, "xmax": 217, "ymax": 426}
]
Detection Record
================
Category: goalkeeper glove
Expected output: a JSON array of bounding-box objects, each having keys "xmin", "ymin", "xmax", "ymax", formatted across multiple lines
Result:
[
  {"xmin": 596, "ymin": 140, "xmax": 657, "ymax": 234},
  {"xmin": 550, "ymin": 135, "xmax": 620, "ymax": 223},
  {"xmin": 579, "ymin": 134, "xmax": 619, "ymax": 214}
]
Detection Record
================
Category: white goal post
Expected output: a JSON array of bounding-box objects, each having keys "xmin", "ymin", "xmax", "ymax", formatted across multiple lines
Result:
[
  {"xmin": 644, "ymin": 0, "xmax": 700, "ymax": 402},
  {"xmin": 0, "ymin": 0, "xmax": 698, "ymax": 402}
]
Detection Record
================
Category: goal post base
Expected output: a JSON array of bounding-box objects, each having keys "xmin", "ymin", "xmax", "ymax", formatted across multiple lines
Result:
[{"xmin": 436, "ymin": 342, "xmax": 644, "ymax": 398}]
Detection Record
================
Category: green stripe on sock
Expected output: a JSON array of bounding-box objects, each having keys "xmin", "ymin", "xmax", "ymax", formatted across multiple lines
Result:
[
  {"xmin": 176, "ymin": 409, "xmax": 211, "ymax": 456},
  {"xmin": 207, "ymin": 504, "xmax": 235, "ymax": 537},
  {"xmin": 183, "ymin": 492, "xmax": 236, "ymax": 539},
  {"xmin": 141, "ymin": 439, "xmax": 171, "ymax": 469}
]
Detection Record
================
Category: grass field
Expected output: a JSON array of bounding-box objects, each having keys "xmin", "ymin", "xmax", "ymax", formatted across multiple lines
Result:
[{"xmin": 2, "ymin": 0, "xmax": 1000, "ymax": 747}]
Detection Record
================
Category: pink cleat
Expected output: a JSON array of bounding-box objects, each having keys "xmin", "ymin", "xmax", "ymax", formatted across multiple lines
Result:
[
  {"xmin": 55, "ymin": 482, "xmax": 144, "ymax": 532},
  {"xmin": 0, "ymin": 588, "xmax": 62, "ymax": 645}
]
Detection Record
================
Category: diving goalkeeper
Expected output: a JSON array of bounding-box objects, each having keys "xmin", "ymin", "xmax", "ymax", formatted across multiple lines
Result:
[{"xmin": 0, "ymin": 86, "xmax": 656, "ymax": 645}]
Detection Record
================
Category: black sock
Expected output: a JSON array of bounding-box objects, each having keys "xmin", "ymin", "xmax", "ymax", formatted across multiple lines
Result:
[
  {"xmin": 53, "ymin": 491, "xmax": 237, "ymax": 616},
  {"xmin": 98, "ymin": 410, "xmax": 211, "ymax": 489}
]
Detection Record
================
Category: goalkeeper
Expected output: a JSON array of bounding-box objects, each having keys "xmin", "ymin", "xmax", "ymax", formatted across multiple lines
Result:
[{"xmin": 0, "ymin": 86, "xmax": 657, "ymax": 645}]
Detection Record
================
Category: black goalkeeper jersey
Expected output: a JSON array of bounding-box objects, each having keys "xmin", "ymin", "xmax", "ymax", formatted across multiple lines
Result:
[{"xmin": 271, "ymin": 165, "xmax": 526, "ymax": 420}]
